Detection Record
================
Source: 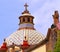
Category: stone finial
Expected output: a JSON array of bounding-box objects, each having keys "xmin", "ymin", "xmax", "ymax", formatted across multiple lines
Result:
[
  {"xmin": 52, "ymin": 11, "xmax": 59, "ymax": 18},
  {"xmin": 3, "ymin": 38, "xmax": 7, "ymax": 45},
  {"xmin": 4, "ymin": 38, "xmax": 6, "ymax": 43},
  {"xmin": 24, "ymin": 36, "xmax": 26, "ymax": 40}
]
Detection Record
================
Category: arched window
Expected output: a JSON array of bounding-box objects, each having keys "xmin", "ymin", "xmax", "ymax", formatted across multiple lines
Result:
[
  {"xmin": 23, "ymin": 18, "xmax": 25, "ymax": 22},
  {"xmin": 30, "ymin": 18, "xmax": 33, "ymax": 23},
  {"xmin": 28, "ymin": 18, "xmax": 30, "ymax": 22}
]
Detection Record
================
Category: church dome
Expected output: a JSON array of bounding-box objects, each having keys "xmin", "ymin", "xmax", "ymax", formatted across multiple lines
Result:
[
  {"xmin": 5, "ymin": 3, "xmax": 45, "ymax": 47},
  {"xmin": 6, "ymin": 29, "xmax": 44, "ymax": 46}
]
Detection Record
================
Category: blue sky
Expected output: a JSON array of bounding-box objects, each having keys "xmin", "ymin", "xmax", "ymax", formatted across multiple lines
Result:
[{"xmin": 0, "ymin": 0, "xmax": 60, "ymax": 45}]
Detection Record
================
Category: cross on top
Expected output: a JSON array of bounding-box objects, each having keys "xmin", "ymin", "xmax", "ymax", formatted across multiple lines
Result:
[{"xmin": 24, "ymin": 3, "xmax": 28, "ymax": 11}]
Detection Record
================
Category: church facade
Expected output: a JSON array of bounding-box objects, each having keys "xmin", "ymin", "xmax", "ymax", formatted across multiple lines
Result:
[{"xmin": 0, "ymin": 3, "xmax": 60, "ymax": 52}]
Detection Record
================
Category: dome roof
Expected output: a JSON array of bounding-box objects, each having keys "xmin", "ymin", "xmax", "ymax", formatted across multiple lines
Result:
[{"xmin": 6, "ymin": 29, "xmax": 44, "ymax": 46}]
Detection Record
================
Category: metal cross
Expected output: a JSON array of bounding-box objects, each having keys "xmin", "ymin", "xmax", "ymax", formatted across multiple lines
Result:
[{"xmin": 24, "ymin": 3, "xmax": 28, "ymax": 11}]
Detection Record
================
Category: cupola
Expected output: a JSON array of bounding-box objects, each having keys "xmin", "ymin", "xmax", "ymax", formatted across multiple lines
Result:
[{"xmin": 19, "ymin": 3, "xmax": 35, "ymax": 30}]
